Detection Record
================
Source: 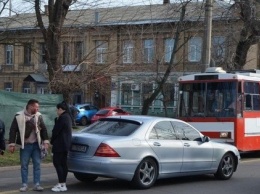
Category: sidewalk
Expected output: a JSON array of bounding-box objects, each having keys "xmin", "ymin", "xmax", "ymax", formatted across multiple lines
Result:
[{"xmin": 0, "ymin": 162, "xmax": 53, "ymax": 172}]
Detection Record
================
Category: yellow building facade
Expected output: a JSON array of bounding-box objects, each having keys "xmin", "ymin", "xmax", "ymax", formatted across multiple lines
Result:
[{"xmin": 0, "ymin": 2, "xmax": 257, "ymax": 116}]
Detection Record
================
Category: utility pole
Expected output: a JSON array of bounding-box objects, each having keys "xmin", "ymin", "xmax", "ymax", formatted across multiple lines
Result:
[
  {"xmin": 201, "ymin": 0, "xmax": 213, "ymax": 72},
  {"xmin": 9, "ymin": 0, "xmax": 11, "ymax": 17}
]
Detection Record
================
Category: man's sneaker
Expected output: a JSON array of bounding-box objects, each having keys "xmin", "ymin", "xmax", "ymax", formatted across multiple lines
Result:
[
  {"xmin": 51, "ymin": 184, "xmax": 67, "ymax": 192},
  {"xmin": 19, "ymin": 184, "xmax": 28, "ymax": 192},
  {"xmin": 33, "ymin": 184, "xmax": 44, "ymax": 191}
]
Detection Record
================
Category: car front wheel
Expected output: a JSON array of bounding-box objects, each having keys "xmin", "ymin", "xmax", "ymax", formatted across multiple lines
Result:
[
  {"xmin": 80, "ymin": 117, "xmax": 88, "ymax": 126},
  {"xmin": 131, "ymin": 158, "xmax": 158, "ymax": 189},
  {"xmin": 214, "ymin": 153, "xmax": 235, "ymax": 180},
  {"xmin": 74, "ymin": 172, "xmax": 98, "ymax": 182}
]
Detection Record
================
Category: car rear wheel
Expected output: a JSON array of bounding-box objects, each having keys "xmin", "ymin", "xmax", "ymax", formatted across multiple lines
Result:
[
  {"xmin": 214, "ymin": 153, "xmax": 235, "ymax": 180},
  {"xmin": 80, "ymin": 117, "xmax": 88, "ymax": 126},
  {"xmin": 131, "ymin": 158, "xmax": 158, "ymax": 189},
  {"xmin": 74, "ymin": 172, "xmax": 98, "ymax": 182}
]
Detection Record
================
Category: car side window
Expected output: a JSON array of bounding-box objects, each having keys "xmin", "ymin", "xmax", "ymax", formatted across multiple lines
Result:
[
  {"xmin": 115, "ymin": 109, "xmax": 124, "ymax": 113},
  {"xmin": 84, "ymin": 106, "xmax": 90, "ymax": 110},
  {"xmin": 90, "ymin": 105, "xmax": 98, "ymax": 110},
  {"xmin": 171, "ymin": 121, "xmax": 201, "ymax": 141},
  {"xmin": 149, "ymin": 121, "xmax": 179, "ymax": 140}
]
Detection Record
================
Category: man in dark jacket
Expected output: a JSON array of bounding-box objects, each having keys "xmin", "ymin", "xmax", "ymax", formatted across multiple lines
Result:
[
  {"xmin": 51, "ymin": 102, "xmax": 72, "ymax": 192},
  {"xmin": 0, "ymin": 118, "xmax": 5, "ymax": 155},
  {"xmin": 8, "ymin": 99, "xmax": 49, "ymax": 192}
]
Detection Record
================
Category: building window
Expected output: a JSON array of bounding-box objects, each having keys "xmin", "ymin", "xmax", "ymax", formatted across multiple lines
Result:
[
  {"xmin": 39, "ymin": 43, "xmax": 46, "ymax": 64},
  {"xmin": 5, "ymin": 45, "xmax": 13, "ymax": 65},
  {"xmin": 162, "ymin": 83, "xmax": 175, "ymax": 106},
  {"xmin": 75, "ymin": 41, "xmax": 83, "ymax": 63},
  {"xmin": 96, "ymin": 41, "xmax": 108, "ymax": 64},
  {"xmin": 24, "ymin": 43, "xmax": 32, "ymax": 65},
  {"xmin": 123, "ymin": 40, "xmax": 134, "ymax": 64},
  {"xmin": 38, "ymin": 87, "xmax": 48, "ymax": 94},
  {"xmin": 63, "ymin": 42, "xmax": 70, "ymax": 65},
  {"xmin": 142, "ymin": 83, "xmax": 153, "ymax": 101},
  {"xmin": 121, "ymin": 83, "xmax": 131, "ymax": 105},
  {"xmin": 4, "ymin": 82, "xmax": 12, "ymax": 92},
  {"xmin": 143, "ymin": 39, "xmax": 154, "ymax": 63},
  {"xmin": 212, "ymin": 36, "xmax": 226, "ymax": 61},
  {"xmin": 164, "ymin": 38, "xmax": 175, "ymax": 63},
  {"xmin": 188, "ymin": 37, "xmax": 202, "ymax": 62},
  {"xmin": 22, "ymin": 82, "xmax": 31, "ymax": 93}
]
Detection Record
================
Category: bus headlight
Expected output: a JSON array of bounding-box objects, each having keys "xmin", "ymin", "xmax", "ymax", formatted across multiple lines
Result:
[{"xmin": 220, "ymin": 132, "xmax": 231, "ymax": 138}]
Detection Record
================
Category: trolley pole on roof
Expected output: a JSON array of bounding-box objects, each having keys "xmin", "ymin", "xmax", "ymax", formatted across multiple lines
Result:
[{"xmin": 201, "ymin": 0, "xmax": 213, "ymax": 72}]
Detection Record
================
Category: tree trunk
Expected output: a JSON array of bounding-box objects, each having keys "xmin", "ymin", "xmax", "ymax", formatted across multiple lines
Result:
[{"xmin": 141, "ymin": 4, "xmax": 186, "ymax": 115}]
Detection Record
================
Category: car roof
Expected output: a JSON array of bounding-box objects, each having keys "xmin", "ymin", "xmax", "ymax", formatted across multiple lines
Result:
[
  {"xmin": 75, "ymin": 103, "xmax": 92, "ymax": 107},
  {"xmin": 99, "ymin": 107, "xmax": 124, "ymax": 110},
  {"xmin": 105, "ymin": 115, "xmax": 187, "ymax": 124}
]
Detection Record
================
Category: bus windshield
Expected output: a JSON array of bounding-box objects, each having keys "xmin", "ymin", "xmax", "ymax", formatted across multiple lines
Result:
[{"xmin": 179, "ymin": 82, "xmax": 240, "ymax": 117}]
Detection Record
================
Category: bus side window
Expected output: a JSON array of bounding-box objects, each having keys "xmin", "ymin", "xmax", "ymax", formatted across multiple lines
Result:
[
  {"xmin": 245, "ymin": 94, "xmax": 252, "ymax": 110},
  {"xmin": 253, "ymin": 95, "xmax": 260, "ymax": 110}
]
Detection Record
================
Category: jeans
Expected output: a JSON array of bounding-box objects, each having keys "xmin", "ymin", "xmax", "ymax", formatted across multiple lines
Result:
[{"xmin": 20, "ymin": 142, "xmax": 41, "ymax": 185}]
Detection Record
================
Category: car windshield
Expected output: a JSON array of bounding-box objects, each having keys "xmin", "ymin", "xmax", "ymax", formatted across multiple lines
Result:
[{"xmin": 81, "ymin": 119, "xmax": 141, "ymax": 136}]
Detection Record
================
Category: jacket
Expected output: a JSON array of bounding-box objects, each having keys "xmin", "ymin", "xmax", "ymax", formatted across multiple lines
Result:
[
  {"xmin": 0, "ymin": 119, "xmax": 5, "ymax": 151},
  {"xmin": 9, "ymin": 110, "xmax": 49, "ymax": 149},
  {"xmin": 51, "ymin": 111, "xmax": 72, "ymax": 152}
]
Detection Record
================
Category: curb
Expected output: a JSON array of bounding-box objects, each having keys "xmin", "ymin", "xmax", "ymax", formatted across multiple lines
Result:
[{"xmin": 0, "ymin": 162, "xmax": 53, "ymax": 172}]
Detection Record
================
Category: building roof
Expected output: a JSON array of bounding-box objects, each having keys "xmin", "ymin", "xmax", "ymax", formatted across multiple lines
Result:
[
  {"xmin": 24, "ymin": 74, "xmax": 48, "ymax": 83},
  {"xmin": 0, "ymin": 1, "xmax": 237, "ymax": 31}
]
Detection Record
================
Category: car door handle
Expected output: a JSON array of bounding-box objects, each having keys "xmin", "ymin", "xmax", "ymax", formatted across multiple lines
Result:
[
  {"xmin": 153, "ymin": 142, "xmax": 161, "ymax": 146},
  {"xmin": 184, "ymin": 143, "xmax": 190, "ymax": 147}
]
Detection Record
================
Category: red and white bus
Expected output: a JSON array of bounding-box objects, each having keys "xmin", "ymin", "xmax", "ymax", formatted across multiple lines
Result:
[{"xmin": 177, "ymin": 67, "xmax": 260, "ymax": 152}]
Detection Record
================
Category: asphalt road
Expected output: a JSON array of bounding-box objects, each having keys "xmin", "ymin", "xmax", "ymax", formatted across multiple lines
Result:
[{"xmin": 1, "ymin": 152, "xmax": 260, "ymax": 194}]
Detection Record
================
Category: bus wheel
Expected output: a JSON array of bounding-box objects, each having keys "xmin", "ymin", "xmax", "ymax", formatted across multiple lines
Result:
[{"xmin": 214, "ymin": 153, "xmax": 235, "ymax": 180}]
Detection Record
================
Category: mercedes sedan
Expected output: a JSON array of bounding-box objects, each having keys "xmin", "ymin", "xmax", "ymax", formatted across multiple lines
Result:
[{"xmin": 68, "ymin": 115, "xmax": 240, "ymax": 189}]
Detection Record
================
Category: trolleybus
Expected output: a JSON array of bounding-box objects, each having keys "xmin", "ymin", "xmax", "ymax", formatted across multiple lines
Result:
[{"xmin": 177, "ymin": 67, "xmax": 260, "ymax": 151}]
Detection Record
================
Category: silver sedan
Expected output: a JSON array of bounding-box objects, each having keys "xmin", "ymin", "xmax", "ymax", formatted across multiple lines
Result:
[{"xmin": 67, "ymin": 115, "xmax": 240, "ymax": 189}]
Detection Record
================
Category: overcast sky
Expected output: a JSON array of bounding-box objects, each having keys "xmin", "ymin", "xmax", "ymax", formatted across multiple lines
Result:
[
  {"xmin": 2, "ymin": 0, "xmax": 232, "ymax": 17},
  {"xmin": 1, "ymin": 0, "xmax": 164, "ymax": 16}
]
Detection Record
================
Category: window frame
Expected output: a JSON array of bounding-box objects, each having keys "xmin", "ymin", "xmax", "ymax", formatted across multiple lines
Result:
[
  {"xmin": 22, "ymin": 82, "xmax": 31, "ymax": 93},
  {"xmin": 123, "ymin": 40, "xmax": 134, "ymax": 64},
  {"xmin": 188, "ymin": 37, "xmax": 202, "ymax": 62},
  {"xmin": 96, "ymin": 40, "xmax": 108, "ymax": 64},
  {"xmin": 164, "ymin": 38, "xmax": 175, "ymax": 63},
  {"xmin": 4, "ymin": 82, "xmax": 13, "ymax": 92},
  {"xmin": 63, "ymin": 42, "xmax": 70, "ymax": 65},
  {"xmin": 24, "ymin": 43, "xmax": 32, "ymax": 65},
  {"xmin": 75, "ymin": 41, "xmax": 83, "ymax": 63},
  {"xmin": 5, "ymin": 44, "xmax": 13, "ymax": 65},
  {"xmin": 212, "ymin": 36, "xmax": 226, "ymax": 61},
  {"xmin": 39, "ymin": 43, "xmax": 46, "ymax": 64},
  {"xmin": 143, "ymin": 39, "xmax": 154, "ymax": 64}
]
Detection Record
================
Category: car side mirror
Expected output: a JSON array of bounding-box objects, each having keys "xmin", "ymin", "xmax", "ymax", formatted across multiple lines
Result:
[{"xmin": 202, "ymin": 136, "xmax": 210, "ymax": 142}]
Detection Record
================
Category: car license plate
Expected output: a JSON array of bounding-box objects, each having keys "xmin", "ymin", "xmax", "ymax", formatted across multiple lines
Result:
[{"xmin": 71, "ymin": 144, "xmax": 88, "ymax": 153}]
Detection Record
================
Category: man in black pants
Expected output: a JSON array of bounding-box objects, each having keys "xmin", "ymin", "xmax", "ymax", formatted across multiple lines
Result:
[
  {"xmin": 0, "ymin": 118, "xmax": 5, "ymax": 155},
  {"xmin": 51, "ymin": 102, "xmax": 72, "ymax": 192}
]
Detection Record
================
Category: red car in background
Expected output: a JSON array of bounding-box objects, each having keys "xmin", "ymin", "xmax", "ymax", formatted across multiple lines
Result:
[{"xmin": 91, "ymin": 107, "xmax": 130, "ymax": 123}]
